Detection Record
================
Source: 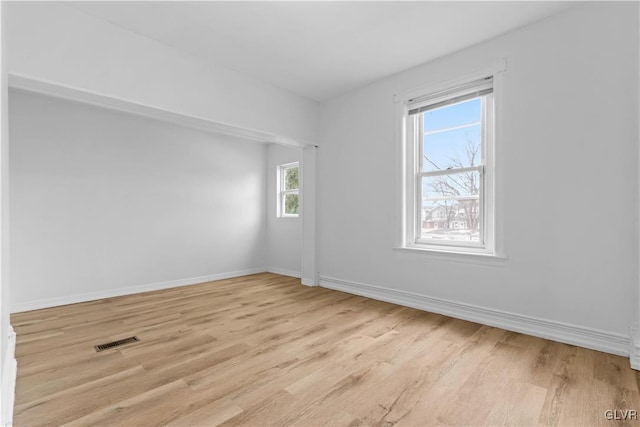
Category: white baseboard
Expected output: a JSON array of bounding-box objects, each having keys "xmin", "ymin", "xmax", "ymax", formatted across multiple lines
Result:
[
  {"xmin": 301, "ymin": 277, "xmax": 319, "ymax": 287},
  {"xmin": 10, "ymin": 268, "xmax": 266, "ymax": 313},
  {"xmin": 266, "ymin": 267, "xmax": 301, "ymax": 279},
  {"xmin": 1, "ymin": 326, "xmax": 16, "ymax": 427},
  {"xmin": 320, "ymin": 276, "xmax": 629, "ymax": 357}
]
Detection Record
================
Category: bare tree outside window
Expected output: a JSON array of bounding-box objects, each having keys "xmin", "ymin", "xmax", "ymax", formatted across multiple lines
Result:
[
  {"xmin": 419, "ymin": 97, "xmax": 484, "ymax": 242},
  {"xmin": 425, "ymin": 137, "xmax": 480, "ymax": 232}
]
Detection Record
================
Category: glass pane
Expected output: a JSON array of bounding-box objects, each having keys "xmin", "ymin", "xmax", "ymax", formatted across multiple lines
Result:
[
  {"xmin": 284, "ymin": 193, "xmax": 299, "ymax": 215},
  {"xmin": 423, "ymin": 98, "xmax": 481, "ymax": 132},
  {"xmin": 422, "ymin": 98, "xmax": 482, "ymax": 172},
  {"xmin": 420, "ymin": 172, "xmax": 480, "ymax": 242},
  {"xmin": 284, "ymin": 167, "xmax": 299, "ymax": 190},
  {"xmin": 423, "ymin": 124, "xmax": 481, "ymax": 172}
]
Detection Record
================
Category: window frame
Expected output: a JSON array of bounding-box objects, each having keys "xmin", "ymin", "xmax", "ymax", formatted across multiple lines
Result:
[
  {"xmin": 397, "ymin": 64, "xmax": 505, "ymax": 258},
  {"xmin": 277, "ymin": 162, "xmax": 300, "ymax": 218}
]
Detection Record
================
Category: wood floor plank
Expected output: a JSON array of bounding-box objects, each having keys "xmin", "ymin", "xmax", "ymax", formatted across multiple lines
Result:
[
  {"xmin": 15, "ymin": 349, "xmax": 140, "ymax": 403},
  {"xmin": 11, "ymin": 272, "xmax": 640, "ymax": 426},
  {"xmin": 166, "ymin": 402, "xmax": 244, "ymax": 427},
  {"xmin": 62, "ymin": 379, "xmax": 194, "ymax": 426},
  {"xmin": 483, "ymin": 379, "xmax": 548, "ymax": 426}
]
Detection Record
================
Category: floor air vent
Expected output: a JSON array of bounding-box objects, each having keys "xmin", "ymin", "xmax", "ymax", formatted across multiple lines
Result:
[{"xmin": 94, "ymin": 336, "xmax": 140, "ymax": 352}]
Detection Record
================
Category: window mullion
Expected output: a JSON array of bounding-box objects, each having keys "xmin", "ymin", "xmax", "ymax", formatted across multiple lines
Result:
[{"xmin": 420, "ymin": 165, "xmax": 482, "ymax": 178}]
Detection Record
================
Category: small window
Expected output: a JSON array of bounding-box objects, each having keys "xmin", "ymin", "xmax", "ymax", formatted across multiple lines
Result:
[
  {"xmin": 404, "ymin": 76, "xmax": 495, "ymax": 254},
  {"xmin": 278, "ymin": 162, "xmax": 299, "ymax": 217}
]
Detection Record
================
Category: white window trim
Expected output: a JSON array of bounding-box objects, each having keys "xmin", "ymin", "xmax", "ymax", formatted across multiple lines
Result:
[
  {"xmin": 277, "ymin": 161, "xmax": 300, "ymax": 218},
  {"xmin": 394, "ymin": 60, "xmax": 507, "ymax": 260},
  {"xmin": 407, "ymin": 88, "xmax": 494, "ymax": 254}
]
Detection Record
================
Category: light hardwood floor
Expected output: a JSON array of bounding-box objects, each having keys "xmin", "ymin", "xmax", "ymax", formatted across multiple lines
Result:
[{"xmin": 11, "ymin": 273, "xmax": 640, "ymax": 426}]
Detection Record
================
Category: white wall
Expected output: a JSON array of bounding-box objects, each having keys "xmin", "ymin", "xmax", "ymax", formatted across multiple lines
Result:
[
  {"xmin": 9, "ymin": 90, "xmax": 267, "ymax": 311},
  {"xmin": 5, "ymin": 2, "xmax": 318, "ymax": 146},
  {"xmin": 0, "ymin": 2, "xmax": 16, "ymax": 425},
  {"xmin": 266, "ymin": 144, "xmax": 303, "ymax": 277},
  {"xmin": 318, "ymin": 2, "xmax": 639, "ymax": 346},
  {"xmin": 0, "ymin": 0, "xmax": 7, "ymax": 367}
]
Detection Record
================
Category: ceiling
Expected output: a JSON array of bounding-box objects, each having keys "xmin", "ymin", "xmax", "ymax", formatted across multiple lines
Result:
[{"xmin": 67, "ymin": 1, "xmax": 578, "ymax": 102}]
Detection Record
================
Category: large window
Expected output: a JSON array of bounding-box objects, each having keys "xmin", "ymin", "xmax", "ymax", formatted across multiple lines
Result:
[
  {"xmin": 404, "ymin": 77, "xmax": 495, "ymax": 254},
  {"xmin": 278, "ymin": 162, "xmax": 299, "ymax": 217}
]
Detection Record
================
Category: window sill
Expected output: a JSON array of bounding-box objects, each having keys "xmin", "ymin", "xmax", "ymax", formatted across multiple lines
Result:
[{"xmin": 393, "ymin": 246, "xmax": 508, "ymax": 265}]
